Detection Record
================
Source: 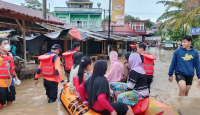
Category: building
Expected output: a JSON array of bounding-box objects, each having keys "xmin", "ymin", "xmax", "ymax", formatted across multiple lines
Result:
[
  {"xmin": 104, "ymin": 20, "xmax": 152, "ymax": 41},
  {"xmin": 54, "ymin": 0, "xmax": 103, "ymax": 31},
  {"xmin": 150, "ymin": 22, "xmax": 162, "ymax": 32}
]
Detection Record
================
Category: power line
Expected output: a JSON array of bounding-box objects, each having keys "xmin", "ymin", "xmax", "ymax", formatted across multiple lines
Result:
[
  {"xmin": 103, "ymin": 0, "xmax": 109, "ymax": 7},
  {"xmin": 125, "ymin": 12, "xmax": 162, "ymax": 15},
  {"xmin": 51, "ymin": 0, "xmax": 54, "ymax": 9}
]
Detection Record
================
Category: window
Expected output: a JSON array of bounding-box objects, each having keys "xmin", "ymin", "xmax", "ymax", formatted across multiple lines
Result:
[
  {"xmin": 136, "ymin": 26, "xmax": 140, "ymax": 30},
  {"xmin": 59, "ymin": 17, "xmax": 66, "ymax": 22},
  {"xmin": 92, "ymin": 20, "xmax": 96, "ymax": 26},
  {"xmin": 71, "ymin": 20, "xmax": 77, "ymax": 27},
  {"xmin": 132, "ymin": 26, "xmax": 135, "ymax": 30},
  {"xmin": 83, "ymin": 21, "xmax": 87, "ymax": 27},
  {"xmin": 80, "ymin": 5, "xmax": 84, "ymax": 8},
  {"xmin": 141, "ymin": 26, "xmax": 144, "ymax": 30}
]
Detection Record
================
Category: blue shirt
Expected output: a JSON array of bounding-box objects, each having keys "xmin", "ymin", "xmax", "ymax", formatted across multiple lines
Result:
[
  {"xmin": 10, "ymin": 45, "xmax": 17, "ymax": 56},
  {"xmin": 168, "ymin": 46, "xmax": 200, "ymax": 78}
]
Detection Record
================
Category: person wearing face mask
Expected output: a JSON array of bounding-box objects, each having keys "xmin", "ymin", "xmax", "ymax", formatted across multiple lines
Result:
[
  {"xmin": 0, "ymin": 38, "xmax": 20, "ymax": 107},
  {"xmin": 34, "ymin": 44, "xmax": 65, "ymax": 103}
]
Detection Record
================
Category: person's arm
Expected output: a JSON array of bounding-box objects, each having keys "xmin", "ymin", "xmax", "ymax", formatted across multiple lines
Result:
[
  {"xmin": 168, "ymin": 50, "xmax": 178, "ymax": 77},
  {"xmin": 79, "ymin": 83, "xmax": 87, "ymax": 102},
  {"xmin": 127, "ymin": 71, "xmax": 138, "ymax": 89},
  {"xmin": 121, "ymin": 64, "xmax": 129, "ymax": 82},
  {"xmin": 127, "ymin": 82, "xmax": 136, "ymax": 89},
  {"xmin": 34, "ymin": 63, "xmax": 42, "ymax": 80},
  {"xmin": 194, "ymin": 51, "xmax": 200, "ymax": 79},
  {"xmin": 97, "ymin": 93, "xmax": 114, "ymax": 112},
  {"xmin": 54, "ymin": 57, "xmax": 64, "ymax": 83}
]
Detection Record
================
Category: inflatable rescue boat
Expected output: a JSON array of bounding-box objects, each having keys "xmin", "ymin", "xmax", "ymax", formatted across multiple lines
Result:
[{"xmin": 60, "ymin": 83, "xmax": 181, "ymax": 115}]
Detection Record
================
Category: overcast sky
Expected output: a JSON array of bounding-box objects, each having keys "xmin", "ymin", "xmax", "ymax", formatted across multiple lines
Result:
[{"xmin": 3, "ymin": 0, "xmax": 167, "ymax": 22}]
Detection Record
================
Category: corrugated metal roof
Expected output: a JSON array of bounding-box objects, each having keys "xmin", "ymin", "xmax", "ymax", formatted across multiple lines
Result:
[{"xmin": 0, "ymin": 0, "xmax": 68, "ymax": 25}]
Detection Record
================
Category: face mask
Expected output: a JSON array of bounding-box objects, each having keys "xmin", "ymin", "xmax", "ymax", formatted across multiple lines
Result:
[{"xmin": 4, "ymin": 44, "xmax": 11, "ymax": 51}]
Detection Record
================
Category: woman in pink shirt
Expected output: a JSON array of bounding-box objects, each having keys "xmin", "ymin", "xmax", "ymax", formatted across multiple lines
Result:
[{"xmin": 107, "ymin": 51, "xmax": 123, "ymax": 82}]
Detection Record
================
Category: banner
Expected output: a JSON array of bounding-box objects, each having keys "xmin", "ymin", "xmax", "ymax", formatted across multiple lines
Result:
[
  {"xmin": 190, "ymin": 28, "xmax": 200, "ymax": 35},
  {"xmin": 111, "ymin": 0, "xmax": 125, "ymax": 26}
]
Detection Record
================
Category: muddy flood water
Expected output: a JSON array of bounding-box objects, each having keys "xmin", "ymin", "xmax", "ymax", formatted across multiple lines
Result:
[{"xmin": 1, "ymin": 48, "xmax": 200, "ymax": 115}]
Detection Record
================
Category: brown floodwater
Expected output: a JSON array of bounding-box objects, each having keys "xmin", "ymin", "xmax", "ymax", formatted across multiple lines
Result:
[{"xmin": 1, "ymin": 47, "xmax": 200, "ymax": 115}]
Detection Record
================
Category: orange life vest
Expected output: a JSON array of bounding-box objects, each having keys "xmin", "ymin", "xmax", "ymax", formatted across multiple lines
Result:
[
  {"xmin": 130, "ymin": 44, "xmax": 138, "ymax": 49},
  {"xmin": 0, "ymin": 53, "xmax": 15, "ymax": 79},
  {"xmin": 38, "ymin": 54, "xmax": 57, "ymax": 78},
  {"xmin": 142, "ymin": 53, "xmax": 156, "ymax": 75},
  {"xmin": 62, "ymin": 51, "xmax": 76, "ymax": 71}
]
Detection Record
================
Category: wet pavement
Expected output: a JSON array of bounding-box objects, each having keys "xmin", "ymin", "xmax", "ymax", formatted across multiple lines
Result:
[{"xmin": 1, "ymin": 47, "xmax": 200, "ymax": 115}]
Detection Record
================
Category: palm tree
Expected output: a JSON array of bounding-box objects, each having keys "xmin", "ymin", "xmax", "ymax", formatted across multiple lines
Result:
[
  {"xmin": 157, "ymin": 0, "xmax": 200, "ymax": 30},
  {"xmin": 156, "ymin": 0, "xmax": 185, "ymax": 30}
]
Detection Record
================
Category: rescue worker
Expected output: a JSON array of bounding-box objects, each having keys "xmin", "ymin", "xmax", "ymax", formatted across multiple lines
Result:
[
  {"xmin": 137, "ymin": 43, "xmax": 156, "ymax": 93},
  {"xmin": 62, "ymin": 42, "xmax": 80, "ymax": 82},
  {"xmin": 0, "ymin": 38, "xmax": 19, "ymax": 106},
  {"xmin": 34, "ymin": 44, "xmax": 65, "ymax": 103}
]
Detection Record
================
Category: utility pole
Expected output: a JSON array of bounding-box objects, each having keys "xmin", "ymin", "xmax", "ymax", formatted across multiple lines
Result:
[
  {"xmin": 42, "ymin": 0, "xmax": 47, "ymax": 19},
  {"xmin": 108, "ymin": 0, "xmax": 111, "ymax": 39},
  {"xmin": 104, "ymin": 9, "xmax": 106, "ymax": 32}
]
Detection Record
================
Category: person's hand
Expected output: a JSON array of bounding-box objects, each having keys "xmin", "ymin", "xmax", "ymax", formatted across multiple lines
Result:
[
  {"xmin": 15, "ymin": 76, "xmax": 19, "ymax": 81},
  {"xmin": 35, "ymin": 80, "xmax": 38, "ymax": 87},
  {"xmin": 169, "ymin": 76, "xmax": 173, "ymax": 82},
  {"xmin": 198, "ymin": 79, "xmax": 200, "ymax": 85},
  {"xmin": 83, "ymin": 101, "xmax": 88, "ymax": 106},
  {"xmin": 111, "ymin": 110, "xmax": 117, "ymax": 115}
]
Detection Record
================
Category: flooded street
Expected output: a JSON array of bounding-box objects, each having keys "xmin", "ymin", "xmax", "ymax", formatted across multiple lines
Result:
[{"xmin": 1, "ymin": 48, "xmax": 200, "ymax": 115}]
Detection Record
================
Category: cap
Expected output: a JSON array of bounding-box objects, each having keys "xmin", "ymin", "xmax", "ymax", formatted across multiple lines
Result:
[
  {"xmin": 51, "ymin": 44, "xmax": 61, "ymax": 50},
  {"xmin": 72, "ymin": 42, "xmax": 80, "ymax": 50}
]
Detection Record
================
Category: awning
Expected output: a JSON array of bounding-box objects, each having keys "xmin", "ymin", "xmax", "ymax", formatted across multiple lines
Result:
[
  {"xmin": 86, "ymin": 33, "xmax": 106, "ymax": 40},
  {"xmin": 0, "ymin": 30, "xmax": 15, "ymax": 38},
  {"xmin": 68, "ymin": 28, "xmax": 89, "ymax": 41}
]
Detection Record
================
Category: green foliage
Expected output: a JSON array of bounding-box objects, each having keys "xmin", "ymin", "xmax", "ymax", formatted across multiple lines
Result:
[
  {"xmin": 125, "ymin": 15, "xmax": 138, "ymax": 23},
  {"xmin": 166, "ymin": 28, "xmax": 184, "ymax": 41},
  {"xmin": 21, "ymin": 0, "xmax": 42, "ymax": 10},
  {"xmin": 145, "ymin": 19, "xmax": 153, "ymax": 29},
  {"xmin": 102, "ymin": 16, "xmax": 109, "ymax": 22},
  {"xmin": 21, "ymin": 0, "xmax": 53, "ymax": 15},
  {"xmin": 154, "ymin": 30, "xmax": 163, "ymax": 36},
  {"xmin": 161, "ymin": 36, "xmax": 166, "ymax": 41},
  {"xmin": 193, "ymin": 36, "xmax": 200, "ymax": 51}
]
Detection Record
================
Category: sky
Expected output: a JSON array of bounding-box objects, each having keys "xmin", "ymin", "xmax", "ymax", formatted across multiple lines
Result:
[{"xmin": 3, "ymin": 0, "xmax": 167, "ymax": 22}]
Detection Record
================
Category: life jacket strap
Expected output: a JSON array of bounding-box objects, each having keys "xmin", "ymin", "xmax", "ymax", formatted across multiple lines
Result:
[
  {"xmin": 42, "ymin": 66, "xmax": 55, "ymax": 69},
  {"xmin": 143, "ymin": 64, "xmax": 153, "ymax": 66}
]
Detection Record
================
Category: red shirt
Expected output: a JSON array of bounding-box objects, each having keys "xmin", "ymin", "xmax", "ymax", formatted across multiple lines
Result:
[{"xmin": 79, "ymin": 84, "xmax": 114, "ymax": 112}]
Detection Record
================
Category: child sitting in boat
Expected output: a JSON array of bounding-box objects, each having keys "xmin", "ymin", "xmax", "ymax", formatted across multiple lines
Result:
[
  {"xmin": 107, "ymin": 51, "xmax": 123, "ymax": 82},
  {"xmin": 120, "ymin": 52, "xmax": 131, "ymax": 82},
  {"xmin": 110, "ymin": 53, "xmax": 149, "ymax": 106},
  {"xmin": 73, "ymin": 56, "xmax": 92, "ymax": 99},
  {"xmin": 79, "ymin": 60, "xmax": 134, "ymax": 115},
  {"xmin": 68, "ymin": 52, "xmax": 84, "ymax": 93}
]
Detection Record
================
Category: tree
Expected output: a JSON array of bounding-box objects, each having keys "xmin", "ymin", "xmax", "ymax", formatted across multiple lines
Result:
[
  {"xmin": 102, "ymin": 15, "xmax": 140, "ymax": 23},
  {"xmin": 166, "ymin": 28, "xmax": 184, "ymax": 41},
  {"xmin": 193, "ymin": 36, "xmax": 200, "ymax": 51},
  {"xmin": 145, "ymin": 19, "xmax": 153, "ymax": 29},
  {"xmin": 21, "ymin": 0, "xmax": 53, "ymax": 15},
  {"xmin": 124, "ymin": 15, "xmax": 136, "ymax": 23},
  {"xmin": 21, "ymin": 0, "xmax": 42, "ymax": 10},
  {"xmin": 102, "ymin": 16, "xmax": 109, "ymax": 22}
]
